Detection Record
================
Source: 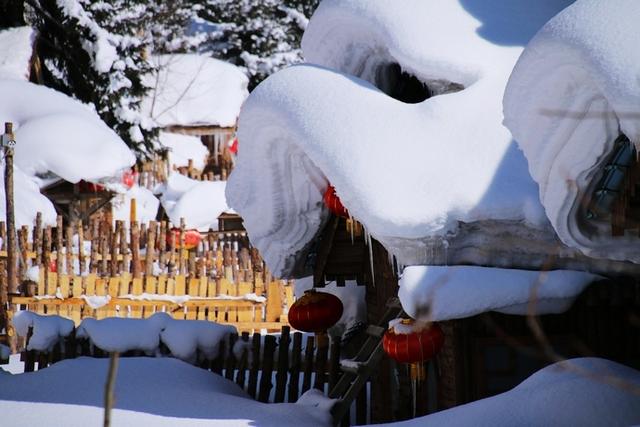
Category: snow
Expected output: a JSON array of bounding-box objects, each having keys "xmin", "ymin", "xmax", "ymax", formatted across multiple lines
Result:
[
  {"xmin": 159, "ymin": 131, "xmax": 209, "ymax": 170},
  {"xmin": 0, "ymin": 26, "xmax": 34, "ymax": 81},
  {"xmin": 160, "ymin": 173, "xmax": 232, "ymax": 231},
  {"xmin": 0, "ymin": 357, "xmax": 333, "ymax": 426},
  {"xmin": 503, "ymin": 0, "xmax": 640, "ymax": 264},
  {"xmin": 0, "ymin": 164, "xmax": 57, "ymax": 227},
  {"xmin": 0, "ymin": 80, "xmax": 135, "ymax": 185},
  {"xmin": 13, "ymin": 312, "xmax": 74, "ymax": 351},
  {"xmin": 142, "ymin": 54, "xmax": 249, "ymax": 128},
  {"xmin": 111, "ymin": 184, "xmax": 160, "ymax": 224},
  {"xmin": 399, "ymin": 265, "xmax": 600, "ymax": 322},
  {"xmin": 226, "ymin": 0, "xmax": 576, "ymax": 277},
  {"xmin": 379, "ymin": 358, "xmax": 640, "ymax": 427},
  {"xmin": 76, "ymin": 313, "xmax": 237, "ymax": 362}
]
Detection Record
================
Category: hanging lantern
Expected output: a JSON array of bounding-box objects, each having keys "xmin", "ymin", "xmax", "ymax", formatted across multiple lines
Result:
[
  {"xmin": 122, "ymin": 169, "xmax": 137, "ymax": 189},
  {"xmin": 383, "ymin": 318, "xmax": 444, "ymax": 380},
  {"xmin": 167, "ymin": 228, "xmax": 202, "ymax": 250},
  {"xmin": 229, "ymin": 138, "xmax": 238, "ymax": 155},
  {"xmin": 48, "ymin": 259, "xmax": 57, "ymax": 273},
  {"xmin": 323, "ymin": 184, "xmax": 349, "ymax": 218},
  {"xmin": 288, "ymin": 289, "xmax": 343, "ymax": 333}
]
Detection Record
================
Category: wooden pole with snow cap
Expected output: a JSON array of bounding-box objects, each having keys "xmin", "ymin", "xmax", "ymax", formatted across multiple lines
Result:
[{"xmin": 2, "ymin": 122, "xmax": 17, "ymax": 350}]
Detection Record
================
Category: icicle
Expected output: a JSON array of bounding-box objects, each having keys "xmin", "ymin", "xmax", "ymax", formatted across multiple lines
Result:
[
  {"xmin": 442, "ymin": 239, "xmax": 449, "ymax": 266},
  {"xmin": 349, "ymin": 214, "xmax": 355, "ymax": 245},
  {"xmin": 364, "ymin": 228, "xmax": 375, "ymax": 288}
]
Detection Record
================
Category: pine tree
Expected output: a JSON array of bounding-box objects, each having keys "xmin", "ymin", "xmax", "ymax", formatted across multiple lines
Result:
[
  {"xmin": 196, "ymin": 0, "xmax": 319, "ymax": 90},
  {"xmin": 28, "ymin": 0, "xmax": 158, "ymax": 156}
]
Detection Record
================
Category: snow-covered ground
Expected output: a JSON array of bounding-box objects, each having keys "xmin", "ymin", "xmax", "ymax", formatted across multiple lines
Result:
[
  {"xmin": 379, "ymin": 358, "xmax": 640, "ymax": 427},
  {"xmin": 0, "ymin": 357, "xmax": 334, "ymax": 427}
]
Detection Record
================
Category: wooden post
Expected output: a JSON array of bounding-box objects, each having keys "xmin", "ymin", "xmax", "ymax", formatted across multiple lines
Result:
[
  {"xmin": 129, "ymin": 198, "xmax": 137, "ymax": 223},
  {"xmin": 4, "ymin": 122, "xmax": 16, "ymax": 295}
]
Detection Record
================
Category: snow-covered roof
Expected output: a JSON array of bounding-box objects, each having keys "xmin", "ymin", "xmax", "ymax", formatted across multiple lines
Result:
[
  {"xmin": 0, "ymin": 80, "xmax": 135, "ymax": 184},
  {"xmin": 399, "ymin": 265, "xmax": 600, "ymax": 322},
  {"xmin": 159, "ymin": 131, "xmax": 209, "ymax": 170},
  {"xmin": 226, "ymin": 0, "xmax": 576, "ymax": 277},
  {"xmin": 0, "ymin": 26, "xmax": 34, "ymax": 81},
  {"xmin": 503, "ymin": 0, "xmax": 640, "ymax": 264},
  {"xmin": 160, "ymin": 173, "xmax": 233, "ymax": 231},
  {"xmin": 142, "ymin": 54, "xmax": 249, "ymax": 128}
]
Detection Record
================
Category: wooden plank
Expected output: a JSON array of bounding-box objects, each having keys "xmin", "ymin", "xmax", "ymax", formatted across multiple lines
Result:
[
  {"xmin": 237, "ymin": 281, "xmax": 253, "ymax": 323},
  {"xmin": 301, "ymin": 335, "xmax": 315, "ymax": 394},
  {"xmin": 266, "ymin": 281, "xmax": 283, "ymax": 322},
  {"xmin": 288, "ymin": 332, "xmax": 302, "ymax": 402},
  {"xmin": 314, "ymin": 333, "xmax": 329, "ymax": 392},
  {"xmin": 173, "ymin": 275, "xmax": 186, "ymax": 320},
  {"xmin": 247, "ymin": 333, "xmax": 261, "ymax": 399},
  {"xmin": 58, "ymin": 274, "xmax": 70, "ymax": 318},
  {"xmin": 235, "ymin": 332, "xmax": 250, "ymax": 390},
  {"xmin": 107, "ymin": 278, "xmax": 119, "ymax": 318},
  {"xmin": 274, "ymin": 326, "xmax": 290, "ymax": 403},
  {"xmin": 328, "ymin": 336, "xmax": 342, "ymax": 391},
  {"xmin": 94, "ymin": 277, "xmax": 107, "ymax": 320},
  {"xmin": 224, "ymin": 334, "xmax": 238, "ymax": 381},
  {"xmin": 71, "ymin": 276, "xmax": 83, "ymax": 325},
  {"xmin": 130, "ymin": 277, "xmax": 143, "ymax": 318},
  {"xmin": 258, "ymin": 334, "xmax": 277, "ymax": 403},
  {"xmin": 186, "ymin": 278, "xmax": 199, "ymax": 320},
  {"xmin": 197, "ymin": 276, "xmax": 208, "ymax": 320}
]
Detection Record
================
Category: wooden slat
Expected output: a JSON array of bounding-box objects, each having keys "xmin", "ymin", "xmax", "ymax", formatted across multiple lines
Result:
[
  {"xmin": 258, "ymin": 334, "xmax": 277, "ymax": 403},
  {"xmin": 274, "ymin": 326, "xmax": 290, "ymax": 403},
  {"xmin": 288, "ymin": 332, "xmax": 302, "ymax": 403},
  {"xmin": 247, "ymin": 333, "xmax": 261, "ymax": 399},
  {"xmin": 301, "ymin": 335, "xmax": 315, "ymax": 394}
]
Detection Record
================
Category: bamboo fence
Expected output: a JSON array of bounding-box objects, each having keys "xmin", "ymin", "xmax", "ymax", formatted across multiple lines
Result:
[{"xmin": 3, "ymin": 215, "xmax": 293, "ymax": 332}]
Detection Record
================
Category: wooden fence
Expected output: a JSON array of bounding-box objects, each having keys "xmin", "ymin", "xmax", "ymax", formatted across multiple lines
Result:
[
  {"xmin": 3, "ymin": 215, "xmax": 293, "ymax": 332},
  {"xmin": 12, "ymin": 325, "xmax": 371, "ymax": 425}
]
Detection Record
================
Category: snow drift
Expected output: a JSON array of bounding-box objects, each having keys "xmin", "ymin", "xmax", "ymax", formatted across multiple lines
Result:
[
  {"xmin": 382, "ymin": 357, "xmax": 640, "ymax": 427},
  {"xmin": 0, "ymin": 26, "xmax": 34, "ymax": 81},
  {"xmin": 503, "ymin": 0, "xmax": 640, "ymax": 263},
  {"xmin": 226, "ymin": 0, "xmax": 576, "ymax": 277}
]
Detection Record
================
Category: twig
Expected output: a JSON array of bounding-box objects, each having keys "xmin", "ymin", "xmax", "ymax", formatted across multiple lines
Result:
[{"xmin": 104, "ymin": 352, "xmax": 120, "ymax": 427}]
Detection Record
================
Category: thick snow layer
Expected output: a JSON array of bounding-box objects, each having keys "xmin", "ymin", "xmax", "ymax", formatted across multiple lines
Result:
[
  {"xmin": 0, "ymin": 164, "xmax": 57, "ymax": 227},
  {"xmin": 111, "ymin": 184, "xmax": 159, "ymax": 224},
  {"xmin": 0, "ymin": 357, "xmax": 332, "ymax": 426},
  {"xmin": 227, "ymin": 0, "xmax": 575, "ymax": 277},
  {"xmin": 0, "ymin": 26, "xmax": 34, "ymax": 81},
  {"xmin": 143, "ymin": 54, "xmax": 248, "ymax": 128},
  {"xmin": 399, "ymin": 265, "xmax": 599, "ymax": 321},
  {"xmin": 13, "ymin": 312, "xmax": 74, "ymax": 351},
  {"xmin": 160, "ymin": 173, "xmax": 231, "ymax": 231},
  {"xmin": 380, "ymin": 358, "xmax": 640, "ymax": 427},
  {"xmin": 76, "ymin": 313, "xmax": 236, "ymax": 362},
  {"xmin": 0, "ymin": 80, "xmax": 135, "ymax": 184},
  {"xmin": 503, "ymin": 0, "xmax": 640, "ymax": 263},
  {"xmin": 159, "ymin": 131, "xmax": 209, "ymax": 170}
]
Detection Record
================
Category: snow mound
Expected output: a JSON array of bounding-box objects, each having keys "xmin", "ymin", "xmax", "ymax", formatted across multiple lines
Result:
[
  {"xmin": 160, "ymin": 173, "xmax": 231, "ymax": 231},
  {"xmin": 13, "ymin": 312, "xmax": 74, "ymax": 351},
  {"xmin": 159, "ymin": 131, "xmax": 209, "ymax": 170},
  {"xmin": 503, "ymin": 0, "xmax": 640, "ymax": 263},
  {"xmin": 76, "ymin": 313, "xmax": 236, "ymax": 362},
  {"xmin": 0, "ymin": 357, "xmax": 332, "ymax": 426},
  {"xmin": 111, "ymin": 184, "xmax": 160, "ymax": 224},
  {"xmin": 0, "ymin": 80, "xmax": 135, "ymax": 184},
  {"xmin": 143, "ymin": 54, "xmax": 248, "ymax": 128},
  {"xmin": 0, "ymin": 26, "xmax": 34, "ymax": 81},
  {"xmin": 382, "ymin": 358, "xmax": 640, "ymax": 427},
  {"xmin": 226, "ymin": 0, "xmax": 575, "ymax": 277},
  {"xmin": 399, "ymin": 265, "xmax": 600, "ymax": 321}
]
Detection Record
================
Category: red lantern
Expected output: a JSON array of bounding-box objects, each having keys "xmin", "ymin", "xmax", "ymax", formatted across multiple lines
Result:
[
  {"xmin": 323, "ymin": 185, "xmax": 349, "ymax": 218},
  {"xmin": 122, "ymin": 170, "xmax": 137, "ymax": 189},
  {"xmin": 49, "ymin": 260, "xmax": 57, "ymax": 273},
  {"xmin": 229, "ymin": 138, "xmax": 238, "ymax": 155},
  {"xmin": 167, "ymin": 228, "xmax": 202, "ymax": 250},
  {"xmin": 383, "ymin": 319, "xmax": 444, "ymax": 380},
  {"xmin": 288, "ymin": 289, "xmax": 343, "ymax": 333}
]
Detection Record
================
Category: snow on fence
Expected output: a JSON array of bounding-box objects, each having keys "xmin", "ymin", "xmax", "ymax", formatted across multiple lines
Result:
[
  {"xmin": 14, "ymin": 322, "xmax": 369, "ymax": 423},
  {"xmin": 2, "ymin": 215, "xmax": 293, "ymax": 332}
]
